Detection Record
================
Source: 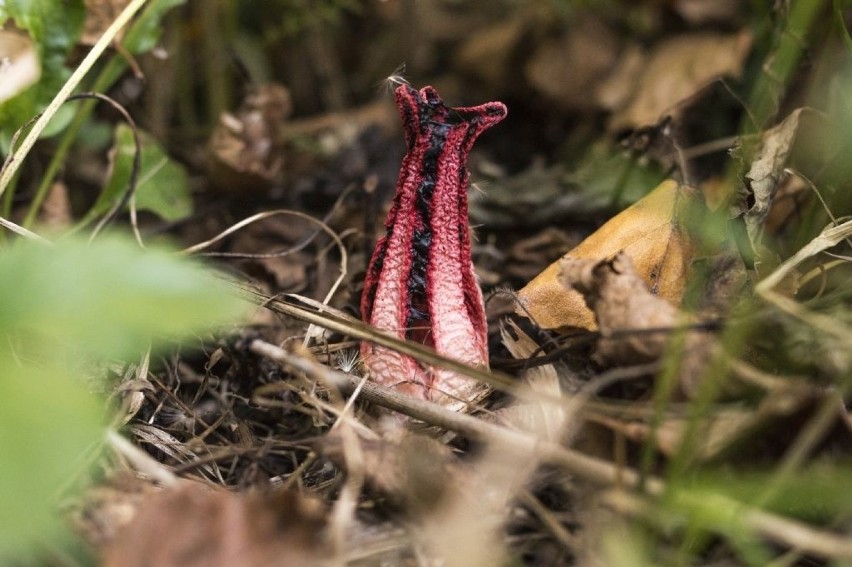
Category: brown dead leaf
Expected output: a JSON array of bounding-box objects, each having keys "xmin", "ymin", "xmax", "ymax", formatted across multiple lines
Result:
[
  {"xmin": 559, "ymin": 252, "xmax": 682, "ymax": 363},
  {"xmin": 102, "ymin": 481, "xmax": 327, "ymax": 567},
  {"xmin": 208, "ymin": 84, "xmax": 292, "ymax": 193},
  {"xmin": 607, "ymin": 31, "xmax": 752, "ymax": 130},
  {"xmin": 81, "ymin": 0, "xmax": 131, "ymax": 45},
  {"xmin": 525, "ymin": 15, "xmax": 621, "ymax": 110},
  {"xmin": 517, "ymin": 180, "xmax": 693, "ymax": 331},
  {"xmin": 596, "ymin": 44, "xmax": 646, "ymax": 112},
  {"xmin": 74, "ymin": 472, "xmax": 159, "ymax": 549},
  {"xmin": 674, "ymin": 0, "xmax": 743, "ymax": 24},
  {"xmin": 38, "ymin": 181, "xmax": 72, "ymax": 231},
  {"xmin": 0, "ymin": 27, "xmax": 40, "ymax": 104},
  {"xmin": 558, "ymin": 252, "xmax": 715, "ymax": 395},
  {"xmin": 736, "ymin": 108, "xmax": 809, "ymax": 245},
  {"xmin": 455, "ymin": 17, "xmax": 530, "ymax": 90},
  {"xmin": 319, "ymin": 428, "xmax": 464, "ymax": 515}
]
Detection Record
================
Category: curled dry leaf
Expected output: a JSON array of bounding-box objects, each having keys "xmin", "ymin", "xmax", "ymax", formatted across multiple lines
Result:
[
  {"xmin": 517, "ymin": 180, "xmax": 693, "ymax": 331},
  {"xmin": 736, "ymin": 108, "xmax": 809, "ymax": 246},
  {"xmin": 559, "ymin": 252, "xmax": 681, "ymax": 364},
  {"xmin": 208, "ymin": 84, "xmax": 293, "ymax": 193},
  {"xmin": 559, "ymin": 252, "xmax": 714, "ymax": 395},
  {"xmin": 0, "ymin": 28, "xmax": 40, "ymax": 104},
  {"xmin": 102, "ymin": 481, "xmax": 327, "ymax": 567}
]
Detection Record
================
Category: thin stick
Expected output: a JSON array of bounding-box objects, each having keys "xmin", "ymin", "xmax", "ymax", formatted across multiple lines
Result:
[
  {"xmin": 250, "ymin": 338, "xmax": 852, "ymax": 561},
  {"xmin": 249, "ymin": 338, "xmax": 659, "ymax": 491}
]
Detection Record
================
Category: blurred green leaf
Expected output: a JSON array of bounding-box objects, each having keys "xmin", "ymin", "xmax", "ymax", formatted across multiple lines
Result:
[
  {"xmin": 571, "ymin": 141, "xmax": 666, "ymax": 208},
  {"xmin": 0, "ymin": 235, "xmax": 246, "ymax": 358},
  {"xmin": 123, "ymin": 0, "xmax": 187, "ymax": 54},
  {"xmin": 0, "ymin": 0, "xmax": 85, "ymax": 55},
  {"xmin": 684, "ymin": 464, "xmax": 852, "ymax": 522},
  {"xmin": 0, "ymin": 357, "xmax": 103, "ymax": 560},
  {"xmin": 86, "ymin": 123, "xmax": 192, "ymax": 224},
  {"xmin": 0, "ymin": 234, "xmax": 247, "ymax": 560},
  {"xmin": 0, "ymin": 0, "xmax": 85, "ymax": 146}
]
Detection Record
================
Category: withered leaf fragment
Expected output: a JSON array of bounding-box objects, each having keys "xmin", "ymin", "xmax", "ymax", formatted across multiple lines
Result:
[
  {"xmin": 560, "ymin": 252, "xmax": 713, "ymax": 395},
  {"xmin": 736, "ymin": 108, "xmax": 808, "ymax": 246},
  {"xmin": 102, "ymin": 482, "xmax": 326, "ymax": 567},
  {"xmin": 560, "ymin": 252, "xmax": 681, "ymax": 364},
  {"xmin": 208, "ymin": 84, "xmax": 292, "ymax": 192}
]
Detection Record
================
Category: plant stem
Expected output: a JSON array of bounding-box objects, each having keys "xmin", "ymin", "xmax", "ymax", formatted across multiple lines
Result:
[{"xmin": 21, "ymin": 56, "xmax": 127, "ymax": 228}]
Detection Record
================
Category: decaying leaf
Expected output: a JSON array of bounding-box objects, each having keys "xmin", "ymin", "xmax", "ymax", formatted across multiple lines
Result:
[
  {"xmin": 558, "ymin": 252, "xmax": 715, "ymax": 395},
  {"xmin": 0, "ymin": 28, "xmax": 40, "ymax": 104},
  {"xmin": 674, "ymin": 0, "xmax": 743, "ymax": 24},
  {"xmin": 73, "ymin": 472, "xmax": 160, "ymax": 548},
  {"xmin": 320, "ymin": 428, "xmax": 465, "ymax": 514},
  {"xmin": 455, "ymin": 16, "xmax": 531, "ymax": 90},
  {"xmin": 37, "ymin": 181, "xmax": 72, "ymax": 230},
  {"xmin": 736, "ymin": 108, "xmax": 808, "ymax": 245},
  {"xmin": 208, "ymin": 84, "xmax": 293, "ymax": 192},
  {"xmin": 525, "ymin": 15, "xmax": 621, "ymax": 110},
  {"xmin": 102, "ymin": 482, "xmax": 327, "ymax": 567},
  {"xmin": 559, "ymin": 252, "xmax": 682, "ymax": 363},
  {"xmin": 605, "ymin": 31, "xmax": 752, "ymax": 130},
  {"xmin": 81, "ymin": 0, "xmax": 131, "ymax": 45},
  {"xmin": 517, "ymin": 180, "xmax": 693, "ymax": 330}
]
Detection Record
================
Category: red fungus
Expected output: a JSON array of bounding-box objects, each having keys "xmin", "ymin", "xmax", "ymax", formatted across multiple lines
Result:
[{"xmin": 361, "ymin": 84, "xmax": 507, "ymax": 411}]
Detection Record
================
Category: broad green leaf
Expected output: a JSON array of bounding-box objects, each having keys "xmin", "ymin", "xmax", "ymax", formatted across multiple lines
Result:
[
  {"xmin": 123, "ymin": 0, "xmax": 187, "ymax": 54},
  {"xmin": 0, "ymin": 235, "xmax": 247, "ymax": 358},
  {"xmin": 0, "ymin": 357, "xmax": 103, "ymax": 560},
  {"xmin": 88, "ymin": 123, "xmax": 192, "ymax": 224},
  {"xmin": 0, "ymin": 0, "xmax": 84, "ymax": 58},
  {"xmin": 0, "ymin": 234, "xmax": 247, "ymax": 560},
  {"xmin": 0, "ymin": 0, "xmax": 85, "ymax": 145}
]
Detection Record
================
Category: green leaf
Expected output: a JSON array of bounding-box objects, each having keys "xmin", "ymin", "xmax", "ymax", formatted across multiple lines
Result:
[
  {"xmin": 0, "ymin": 0, "xmax": 85, "ymax": 145},
  {"xmin": 684, "ymin": 464, "xmax": 852, "ymax": 522},
  {"xmin": 0, "ymin": 234, "xmax": 247, "ymax": 358},
  {"xmin": 0, "ymin": 234, "xmax": 247, "ymax": 560},
  {"xmin": 0, "ymin": 357, "xmax": 104, "ymax": 560},
  {"xmin": 88, "ymin": 123, "xmax": 193, "ymax": 224},
  {"xmin": 0, "ymin": 0, "xmax": 84, "ymax": 57},
  {"xmin": 123, "ymin": 0, "xmax": 187, "ymax": 54}
]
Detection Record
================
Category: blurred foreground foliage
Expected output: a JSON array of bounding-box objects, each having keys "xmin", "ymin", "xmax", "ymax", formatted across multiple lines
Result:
[{"xmin": 0, "ymin": 234, "xmax": 246, "ymax": 561}]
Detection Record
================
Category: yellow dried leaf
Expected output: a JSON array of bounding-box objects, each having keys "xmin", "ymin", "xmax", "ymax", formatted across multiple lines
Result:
[{"xmin": 516, "ymin": 180, "xmax": 693, "ymax": 330}]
